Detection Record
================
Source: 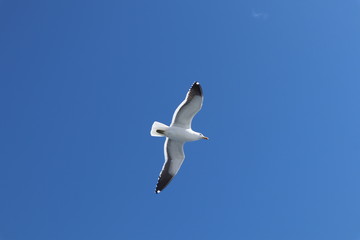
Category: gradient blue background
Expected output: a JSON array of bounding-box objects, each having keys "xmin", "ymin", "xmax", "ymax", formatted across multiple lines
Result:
[{"xmin": 1, "ymin": 1, "xmax": 360, "ymax": 239}]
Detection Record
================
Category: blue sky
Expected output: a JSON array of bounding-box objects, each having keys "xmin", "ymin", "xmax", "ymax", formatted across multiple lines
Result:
[{"xmin": 1, "ymin": 0, "xmax": 360, "ymax": 239}]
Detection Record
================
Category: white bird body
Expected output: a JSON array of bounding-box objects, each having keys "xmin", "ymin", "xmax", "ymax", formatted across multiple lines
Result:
[
  {"xmin": 165, "ymin": 126, "xmax": 202, "ymax": 142},
  {"xmin": 150, "ymin": 82, "xmax": 208, "ymax": 194}
]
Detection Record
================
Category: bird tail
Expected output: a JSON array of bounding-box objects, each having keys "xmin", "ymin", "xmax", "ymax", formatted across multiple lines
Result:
[{"xmin": 150, "ymin": 121, "xmax": 169, "ymax": 137}]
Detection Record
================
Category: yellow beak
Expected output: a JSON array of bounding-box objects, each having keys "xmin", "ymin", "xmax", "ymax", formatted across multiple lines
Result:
[{"xmin": 202, "ymin": 136, "xmax": 209, "ymax": 140}]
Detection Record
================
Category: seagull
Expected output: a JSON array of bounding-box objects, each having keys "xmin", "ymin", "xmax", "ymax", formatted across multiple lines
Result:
[{"xmin": 150, "ymin": 82, "xmax": 208, "ymax": 194}]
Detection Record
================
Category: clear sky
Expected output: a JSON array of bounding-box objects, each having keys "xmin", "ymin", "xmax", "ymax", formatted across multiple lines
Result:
[{"xmin": 1, "ymin": 0, "xmax": 360, "ymax": 240}]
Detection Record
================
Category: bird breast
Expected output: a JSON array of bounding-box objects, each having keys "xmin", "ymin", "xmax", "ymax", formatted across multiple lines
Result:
[{"xmin": 165, "ymin": 127, "xmax": 199, "ymax": 142}]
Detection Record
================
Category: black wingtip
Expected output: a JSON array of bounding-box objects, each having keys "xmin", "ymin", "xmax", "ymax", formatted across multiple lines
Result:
[{"xmin": 191, "ymin": 81, "xmax": 203, "ymax": 96}]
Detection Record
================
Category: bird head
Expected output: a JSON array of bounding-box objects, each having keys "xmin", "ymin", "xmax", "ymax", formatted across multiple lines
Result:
[{"xmin": 199, "ymin": 133, "xmax": 209, "ymax": 140}]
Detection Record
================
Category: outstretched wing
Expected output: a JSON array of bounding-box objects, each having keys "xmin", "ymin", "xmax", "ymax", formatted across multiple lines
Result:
[
  {"xmin": 171, "ymin": 82, "xmax": 203, "ymax": 129},
  {"xmin": 155, "ymin": 138, "xmax": 185, "ymax": 194}
]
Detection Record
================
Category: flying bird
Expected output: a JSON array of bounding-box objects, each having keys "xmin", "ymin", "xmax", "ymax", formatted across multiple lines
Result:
[{"xmin": 150, "ymin": 82, "xmax": 208, "ymax": 194}]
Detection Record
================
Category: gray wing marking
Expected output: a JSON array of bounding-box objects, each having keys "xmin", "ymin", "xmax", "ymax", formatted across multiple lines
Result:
[
  {"xmin": 155, "ymin": 138, "xmax": 185, "ymax": 193},
  {"xmin": 171, "ymin": 82, "xmax": 203, "ymax": 129}
]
